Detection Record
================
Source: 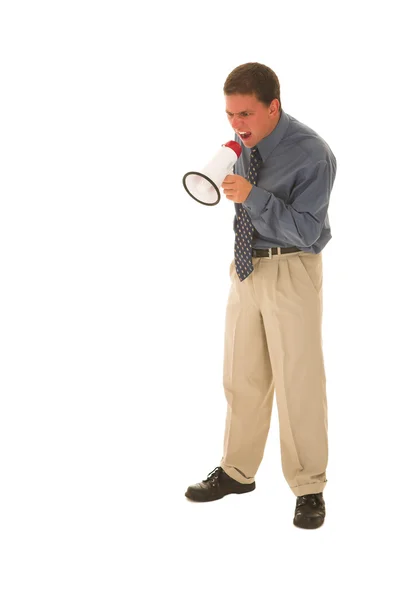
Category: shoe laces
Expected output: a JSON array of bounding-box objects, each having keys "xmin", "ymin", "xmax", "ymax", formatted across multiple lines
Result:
[
  {"xmin": 203, "ymin": 466, "xmax": 223, "ymax": 485},
  {"xmin": 297, "ymin": 493, "xmax": 320, "ymax": 507}
]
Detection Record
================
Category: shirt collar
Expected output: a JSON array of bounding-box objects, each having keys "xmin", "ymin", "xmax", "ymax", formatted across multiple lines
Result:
[{"xmin": 256, "ymin": 109, "xmax": 290, "ymax": 162}]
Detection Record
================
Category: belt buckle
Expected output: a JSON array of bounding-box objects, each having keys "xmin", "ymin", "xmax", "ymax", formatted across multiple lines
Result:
[{"xmin": 267, "ymin": 248, "xmax": 273, "ymax": 259}]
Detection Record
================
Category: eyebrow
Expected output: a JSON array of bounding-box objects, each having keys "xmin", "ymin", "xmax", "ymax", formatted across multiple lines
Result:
[{"xmin": 225, "ymin": 110, "xmax": 253, "ymax": 115}]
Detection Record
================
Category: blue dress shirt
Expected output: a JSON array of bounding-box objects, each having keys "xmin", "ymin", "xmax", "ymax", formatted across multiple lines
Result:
[{"xmin": 233, "ymin": 110, "xmax": 337, "ymax": 253}]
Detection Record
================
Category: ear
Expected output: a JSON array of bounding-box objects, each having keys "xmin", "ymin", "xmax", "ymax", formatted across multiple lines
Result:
[{"xmin": 269, "ymin": 99, "xmax": 280, "ymax": 115}]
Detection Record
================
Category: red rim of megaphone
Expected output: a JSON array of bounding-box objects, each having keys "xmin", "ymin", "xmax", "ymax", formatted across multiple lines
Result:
[{"xmin": 182, "ymin": 171, "xmax": 221, "ymax": 206}]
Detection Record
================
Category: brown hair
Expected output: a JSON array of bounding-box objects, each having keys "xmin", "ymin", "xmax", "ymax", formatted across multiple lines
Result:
[{"xmin": 223, "ymin": 62, "xmax": 282, "ymax": 112}]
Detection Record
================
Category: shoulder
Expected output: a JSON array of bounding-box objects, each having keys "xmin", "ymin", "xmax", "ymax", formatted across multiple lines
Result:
[{"xmin": 284, "ymin": 113, "xmax": 336, "ymax": 167}]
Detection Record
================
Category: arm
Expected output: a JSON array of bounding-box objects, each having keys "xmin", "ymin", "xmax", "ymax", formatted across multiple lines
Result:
[{"xmin": 243, "ymin": 159, "xmax": 336, "ymax": 247}]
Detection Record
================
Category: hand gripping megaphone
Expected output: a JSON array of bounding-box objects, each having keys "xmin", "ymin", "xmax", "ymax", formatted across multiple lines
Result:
[{"xmin": 182, "ymin": 140, "xmax": 242, "ymax": 206}]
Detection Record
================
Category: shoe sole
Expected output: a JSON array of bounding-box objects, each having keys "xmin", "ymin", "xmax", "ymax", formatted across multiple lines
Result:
[
  {"xmin": 185, "ymin": 485, "xmax": 255, "ymax": 502},
  {"xmin": 293, "ymin": 517, "xmax": 325, "ymax": 529}
]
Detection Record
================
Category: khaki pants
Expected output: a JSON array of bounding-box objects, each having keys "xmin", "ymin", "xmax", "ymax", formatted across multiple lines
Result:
[{"xmin": 220, "ymin": 249, "xmax": 328, "ymax": 497}]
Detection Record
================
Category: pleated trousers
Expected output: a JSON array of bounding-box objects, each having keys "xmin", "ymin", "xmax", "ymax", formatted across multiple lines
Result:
[{"xmin": 220, "ymin": 249, "xmax": 328, "ymax": 496}]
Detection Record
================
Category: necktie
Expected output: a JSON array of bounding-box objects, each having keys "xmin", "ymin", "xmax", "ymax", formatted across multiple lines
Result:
[{"xmin": 234, "ymin": 146, "xmax": 263, "ymax": 281}]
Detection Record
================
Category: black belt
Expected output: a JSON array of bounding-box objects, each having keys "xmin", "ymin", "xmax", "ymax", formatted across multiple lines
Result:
[{"xmin": 251, "ymin": 246, "xmax": 300, "ymax": 257}]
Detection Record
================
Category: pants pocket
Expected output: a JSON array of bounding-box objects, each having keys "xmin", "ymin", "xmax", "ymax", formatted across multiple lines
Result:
[
  {"xmin": 296, "ymin": 252, "xmax": 323, "ymax": 294},
  {"xmin": 229, "ymin": 259, "xmax": 236, "ymax": 280}
]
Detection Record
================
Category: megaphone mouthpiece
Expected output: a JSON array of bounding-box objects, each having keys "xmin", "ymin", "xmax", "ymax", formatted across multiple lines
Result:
[{"xmin": 224, "ymin": 140, "xmax": 242, "ymax": 158}]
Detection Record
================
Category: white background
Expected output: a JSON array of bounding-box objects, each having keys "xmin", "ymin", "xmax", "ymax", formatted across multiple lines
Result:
[{"xmin": 1, "ymin": 0, "xmax": 399, "ymax": 598}]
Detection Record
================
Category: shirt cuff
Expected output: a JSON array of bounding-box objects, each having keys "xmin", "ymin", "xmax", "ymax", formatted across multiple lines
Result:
[{"xmin": 243, "ymin": 185, "xmax": 271, "ymax": 219}]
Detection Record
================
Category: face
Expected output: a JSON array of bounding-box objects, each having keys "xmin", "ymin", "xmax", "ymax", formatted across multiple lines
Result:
[{"xmin": 225, "ymin": 94, "xmax": 280, "ymax": 148}]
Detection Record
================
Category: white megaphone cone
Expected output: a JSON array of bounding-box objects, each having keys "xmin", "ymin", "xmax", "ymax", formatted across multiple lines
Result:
[{"xmin": 182, "ymin": 140, "xmax": 242, "ymax": 206}]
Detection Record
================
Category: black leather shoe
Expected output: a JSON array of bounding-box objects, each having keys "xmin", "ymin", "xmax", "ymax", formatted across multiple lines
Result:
[
  {"xmin": 185, "ymin": 466, "xmax": 255, "ymax": 502},
  {"xmin": 293, "ymin": 492, "xmax": 325, "ymax": 529}
]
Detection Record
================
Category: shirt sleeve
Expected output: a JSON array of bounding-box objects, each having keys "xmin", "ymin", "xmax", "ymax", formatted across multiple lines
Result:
[{"xmin": 242, "ymin": 159, "xmax": 336, "ymax": 247}]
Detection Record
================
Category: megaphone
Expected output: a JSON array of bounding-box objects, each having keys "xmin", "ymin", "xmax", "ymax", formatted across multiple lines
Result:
[{"xmin": 182, "ymin": 140, "xmax": 242, "ymax": 206}]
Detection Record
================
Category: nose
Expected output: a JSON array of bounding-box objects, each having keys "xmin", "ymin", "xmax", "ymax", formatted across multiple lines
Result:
[{"xmin": 231, "ymin": 118, "xmax": 242, "ymax": 130}]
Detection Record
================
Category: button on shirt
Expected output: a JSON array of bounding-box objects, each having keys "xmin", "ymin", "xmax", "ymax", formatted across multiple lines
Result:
[{"xmin": 233, "ymin": 110, "xmax": 337, "ymax": 253}]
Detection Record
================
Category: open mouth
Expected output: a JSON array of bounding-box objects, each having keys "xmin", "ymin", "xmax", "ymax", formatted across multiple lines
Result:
[{"xmin": 238, "ymin": 131, "xmax": 252, "ymax": 141}]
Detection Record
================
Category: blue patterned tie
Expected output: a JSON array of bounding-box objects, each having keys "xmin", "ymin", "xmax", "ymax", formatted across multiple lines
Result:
[{"xmin": 234, "ymin": 146, "xmax": 263, "ymax": 281}]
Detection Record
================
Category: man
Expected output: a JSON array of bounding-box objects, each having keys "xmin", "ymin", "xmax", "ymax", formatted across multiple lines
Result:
[{"xmin": 185, "ymin": 63, "xmax": 336, "ymax": 529}]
